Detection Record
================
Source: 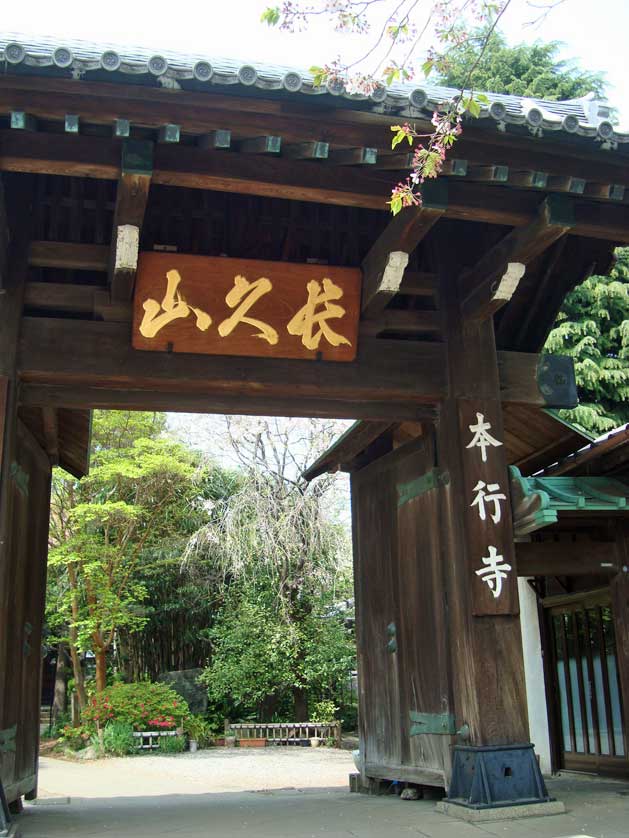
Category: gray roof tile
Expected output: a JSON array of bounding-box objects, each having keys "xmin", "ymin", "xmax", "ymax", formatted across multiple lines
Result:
[{"xmin": 1, "ymin": 32, "xmax": 627, "ymax": 146}]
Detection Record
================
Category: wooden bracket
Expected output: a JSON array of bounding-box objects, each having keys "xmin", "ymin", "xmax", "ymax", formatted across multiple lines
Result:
[
  {"xmin": 460, "ymin": 194, "xmax": 575, "ymax": 321},
  {"xmin": 109, "ymin": 141, "xmax": 153, "ymax": 301},
  {"xmin": 361, "ymin": 181, "xmax": 447, "ymax": 318}
]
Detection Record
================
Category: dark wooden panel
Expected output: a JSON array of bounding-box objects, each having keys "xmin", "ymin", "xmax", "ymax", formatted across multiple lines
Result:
[
  {"xmin": 351, "ymin": 460, "xmax": 402, "ymax": 770},
  {"xmin": 1, "ymin": 422, "xmax": 51, "ymax": 802},
  {"xmin": 394, "ymin": 436, "xmax": 450, "ymax": 779},
  {"xmin": 516, "ymin": 539, "xmax": 619, "ymax": 576},
  {"xmin": 352, "ymin": 435, "xmax": 450, "ymax": 786}
]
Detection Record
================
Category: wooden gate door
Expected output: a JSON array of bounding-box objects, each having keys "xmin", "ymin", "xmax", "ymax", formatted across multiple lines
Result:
[
  {"xmin": 352, "ymin": 434, "xmax": 451, "ymax": 787},
  {"xmin": 547, "ymin": 594, "xmax": 629, "ymax": 777}
]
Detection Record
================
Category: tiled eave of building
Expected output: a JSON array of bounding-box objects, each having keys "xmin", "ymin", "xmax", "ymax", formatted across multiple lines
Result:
[{"xmin": 1, "ymin": 33, "xmax": 627, "ymax": 149}]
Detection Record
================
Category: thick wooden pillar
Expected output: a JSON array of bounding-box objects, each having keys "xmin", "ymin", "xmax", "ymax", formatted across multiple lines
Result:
[
  {"xmin": 435, "ymin": 259, "xmax": 529, "ymax": 747},
  {"xmin": 0, "ymin": 175, "xmax": 34, "ymax": 798}
]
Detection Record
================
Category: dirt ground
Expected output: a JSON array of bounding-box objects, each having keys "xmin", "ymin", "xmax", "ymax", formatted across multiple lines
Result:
[{"xmin": 35, "ymin": 746, "xmax": 355, "ymax": 797}]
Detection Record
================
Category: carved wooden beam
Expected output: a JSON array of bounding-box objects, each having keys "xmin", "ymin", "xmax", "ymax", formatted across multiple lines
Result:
[
  {"xmin": 109, "ymin": 140, "xmax": 153, "ymax": 302},
  {"xmin": 361, "ymin": 181, "xmax": 447, "ymax": 318},
  {"xmin": 460, "ymin": 194, "xmax": 576, "ymax": 321}
]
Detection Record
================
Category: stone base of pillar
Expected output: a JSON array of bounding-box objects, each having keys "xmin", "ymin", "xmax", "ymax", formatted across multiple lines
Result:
[{"xmin": 444, "ymin": 744, "xmax": 555, "ymax": 810}]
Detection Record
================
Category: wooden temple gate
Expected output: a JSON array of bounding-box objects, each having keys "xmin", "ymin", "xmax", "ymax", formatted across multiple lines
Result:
[{"xmin": 0, "ymin": 35, "xmax": 628, "ymax": 813}]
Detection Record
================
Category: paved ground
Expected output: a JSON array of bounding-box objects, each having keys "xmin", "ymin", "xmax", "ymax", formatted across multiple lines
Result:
[{"xmin": 14, "ymin": 750, "xmax": 629, "ymax": 837}]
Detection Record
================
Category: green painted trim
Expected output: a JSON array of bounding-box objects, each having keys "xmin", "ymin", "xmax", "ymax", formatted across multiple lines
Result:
[
  {"xmin": 511, "ymin": 465, "xmax": 629, "ymax": 517},
  {"xmin": 397, "ymin": 468, "xmax": 449, "ymax": 507},
  {"xmin": 575, "ymin": 478, "xmax": 627, "ymax": 508},
  {"xmin": 410, "ymin": 711, "xmax": 456, "ymax": 736}
]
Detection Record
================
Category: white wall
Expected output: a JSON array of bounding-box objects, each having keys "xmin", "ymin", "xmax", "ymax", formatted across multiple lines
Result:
[{"xmin": 518, "ymin": 577, "xmax": 553, "ymax": 775}]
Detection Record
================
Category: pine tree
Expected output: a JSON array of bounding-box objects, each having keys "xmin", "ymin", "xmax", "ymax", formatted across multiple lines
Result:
[
  {"xmin": 439, "ymin": 29, "xmax": 606, "ymax": 101},
  {"xmin": 544, "ymin": 248, "xmax": 629, "ymax": 435}
]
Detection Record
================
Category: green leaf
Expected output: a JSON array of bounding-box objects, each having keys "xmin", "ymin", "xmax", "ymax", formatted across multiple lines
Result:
[
  {"xmin": 467, "ymin": 98, "xmax": 482, "ymax": 118},
  {"xmin": 389, "ymin": 195, "xmax": 403, "ymax": 216},
  {"xmin": 422, "ymin": 59, "xmax": 434, "ymax": 78},
  {"xmin": 309, "ymin": 66, "xmax": 328, "ymax": 88},
  {"xmin": 260, "ymin": 6, "xmax": 281, "ymax": 26}
]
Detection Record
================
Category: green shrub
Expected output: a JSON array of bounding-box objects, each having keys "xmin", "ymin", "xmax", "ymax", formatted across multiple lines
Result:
[
  {"xmin": 184, "ymin": 715, "xmax": 213, "ymax": 748},
  {"xmin": 158, "ymin": 734, "xmax": 186, "ymax": 754},
  {"xmin": 310, "ymin": 700, "xmax": 338, "ymax": 723},
  {"xmin": 59, "ymin": 724, "xmax": 92, "ymax": 751},
  {"xmin": 81, "ymin": 681, "xmax": 190, "ymax": 731},
  {"xmin": 102, "ymin": 721, "xmax": 136, "ymax": 756}
]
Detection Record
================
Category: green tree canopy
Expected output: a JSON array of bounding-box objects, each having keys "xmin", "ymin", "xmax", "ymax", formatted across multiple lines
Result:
[
  {"xmin": 439, "ymin": 29, "xmax": 606, "ymax": 100},
  {"xmin": 545, "ymin": 248, "xmax": 629, "ymax": 435},
  {"xmin": 48, "ymin": 411, "xmax": 206, "ymax": 697}
]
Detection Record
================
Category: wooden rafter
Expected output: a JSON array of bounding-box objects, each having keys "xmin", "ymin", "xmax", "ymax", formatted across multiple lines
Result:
[
  {"xmin": 3, "ymin": 131, "xmax": 628, "ymax": 239},
  {"xmin": 459, "ymin": 194, "xmax": 576, "ymax": 321},
  {"xmin": 2, "ymin": 74, "xmax": 629, "ymax": 192},
  {"xmin": 361, "ymin": 182, "xmax": 447, "ymax": 318}
]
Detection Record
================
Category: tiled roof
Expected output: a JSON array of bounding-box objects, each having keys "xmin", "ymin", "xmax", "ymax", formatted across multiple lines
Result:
[
  {"xmin": 1, "ymin": 33, "xmax": 626, "ymax": 147},
  {"xmin": 510, "ymin": 465, "xmax": 629, "ymax": 536}
]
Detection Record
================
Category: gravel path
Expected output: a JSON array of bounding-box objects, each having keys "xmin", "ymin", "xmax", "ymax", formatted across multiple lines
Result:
[{"xmin": 37, "ymin": 747, "xmax": 355, "ymax": 798}]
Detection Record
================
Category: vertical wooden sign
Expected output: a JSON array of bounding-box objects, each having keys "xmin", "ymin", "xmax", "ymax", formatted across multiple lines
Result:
[{"xmin": 458, "ymin": 398, "xmax": 519, "ymax": 616}]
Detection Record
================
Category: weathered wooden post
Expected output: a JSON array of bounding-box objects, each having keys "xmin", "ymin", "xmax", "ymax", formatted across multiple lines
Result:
[{"xmin": 434, "ymin": 235, "xmax": 556, "ymax": 812}]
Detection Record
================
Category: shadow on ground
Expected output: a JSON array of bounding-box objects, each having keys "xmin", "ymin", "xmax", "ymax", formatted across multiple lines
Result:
[{"xmin": 15, "ymin": 775, "xmax": 629, "ymax": 838}]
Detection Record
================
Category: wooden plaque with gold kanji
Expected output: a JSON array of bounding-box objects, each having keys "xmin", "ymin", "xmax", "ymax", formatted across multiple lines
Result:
[{"xmin": 132, "ymin": 253, "xmax": 361, "ymax": 362}]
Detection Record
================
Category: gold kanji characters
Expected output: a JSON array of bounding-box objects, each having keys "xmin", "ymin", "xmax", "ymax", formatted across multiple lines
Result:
[
  {"xmin": 139, "ymin": 269, "xmax": 212, "ymax": 338},
  {"xmin": 218, "ymin": 274, "xmax": 278, "ymax": 345},
  {"xmin": 287, "ymin": 278, "xmax": 351, "ymax": 351}
]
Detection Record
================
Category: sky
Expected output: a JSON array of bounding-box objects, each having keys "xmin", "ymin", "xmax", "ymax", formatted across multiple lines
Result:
[{"xmin": 2, "ymin": 0, "xmax": 628, "ymax": 121}]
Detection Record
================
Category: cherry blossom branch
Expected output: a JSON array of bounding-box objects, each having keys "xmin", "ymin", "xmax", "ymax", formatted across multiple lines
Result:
[{"xmin": 262, "ymin": 0, "xmax": 517, "ymax": 212}]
